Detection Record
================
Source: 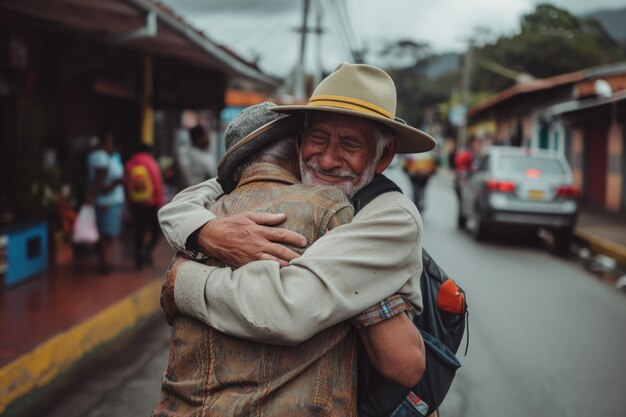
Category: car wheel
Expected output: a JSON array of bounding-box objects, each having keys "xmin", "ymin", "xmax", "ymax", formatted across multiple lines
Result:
[
  {"xmin": 457, "ymin": 208, "xmax": 467, "ymax": 229},
  {"xmin": 457, "ymin": 197, "xmax": 466, "ymax": 229},
  {"xmin": 552, "ymin": 228, "xmax": 573, "ymax": 255},
  {"xmin": 472, "ymin": 209, "xmax": 490, "ymax": 241}
]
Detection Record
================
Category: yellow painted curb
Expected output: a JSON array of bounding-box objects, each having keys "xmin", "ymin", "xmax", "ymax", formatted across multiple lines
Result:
[
  {"xmin": 0, "ymin": 279, "xmax": 162, "ymax": 414},
  {"xmin": 575, "ymin": 227, "xmax": 626, "ymax": 267}
]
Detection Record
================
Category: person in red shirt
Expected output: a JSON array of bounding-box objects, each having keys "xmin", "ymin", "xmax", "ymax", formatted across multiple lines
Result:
[
  {"xmin": 125, "ymin": 142, "xmax": 165, "ymax": 269},
  {"xmin": 454, "ymin": 149, "xmax": 473, "ymax": 174},
  {"xmin": 453, "ymin": 136, "xmax": 481, "ymax": 201}
]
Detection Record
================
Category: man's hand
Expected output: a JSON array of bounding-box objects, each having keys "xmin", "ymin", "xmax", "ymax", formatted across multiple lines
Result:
[
  {"xmin": 160, "ymin": 255, "xmax": 187, "ymax": 325},
  {"xmin": 196, "ymin": 212, "xmax": 307, "ymax": 267}
]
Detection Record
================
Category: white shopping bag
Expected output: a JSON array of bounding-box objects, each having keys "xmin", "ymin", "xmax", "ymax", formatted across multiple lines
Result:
[{"xmin": 72, "ymin": 205, "xmax": 99, "ymax": 243}]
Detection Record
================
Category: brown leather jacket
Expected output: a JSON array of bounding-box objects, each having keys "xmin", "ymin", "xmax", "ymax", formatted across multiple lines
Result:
[{"xmin": 152, "ymin": 163, "xmax": 357, "ymax": 417}]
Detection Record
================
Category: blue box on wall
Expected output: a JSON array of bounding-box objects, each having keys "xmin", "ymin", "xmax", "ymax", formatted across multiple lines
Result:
[{"xmin": 5, "ymin": 222, "xmax": 48, "ymax": 287}]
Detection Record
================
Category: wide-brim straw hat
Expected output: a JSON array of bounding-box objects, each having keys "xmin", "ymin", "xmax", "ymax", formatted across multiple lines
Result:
[
  {"xmin": 217, "ymin": 101, "xmax": 302, "ymax": 193},
  {"xmin": 271, "ymin": 62, "xmax": 437, "ymax": 153}
]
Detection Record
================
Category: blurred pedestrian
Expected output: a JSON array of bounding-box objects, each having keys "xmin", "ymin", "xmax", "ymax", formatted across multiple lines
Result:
[
  {"xmin": 453, "ymin": 136, "xmax": 481, "ymax": 199},
  {"xmin": 180, "ymin": 124, "xmax": 216, "ymax": 187},
  {"xmin": 87, "ymin": 130, "xmax": 125, "ymax": 274},
  {"xmin": 125, "ymin": 142, "xmax": 165, "ymax": 269},
  {"xmin": 404, "ymin": 150, "xmax": 437, "ymax": 211}
]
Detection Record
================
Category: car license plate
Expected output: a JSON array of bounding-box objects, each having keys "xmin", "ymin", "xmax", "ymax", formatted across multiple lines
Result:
[{"xmin": 528, "ymin": 190, "xmax": 544, "ymax": 200}]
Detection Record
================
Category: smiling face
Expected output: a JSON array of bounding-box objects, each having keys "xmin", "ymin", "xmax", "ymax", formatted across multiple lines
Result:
[{"xmin": 299, "ymin": 112, "xmax": 396, "ymax": 198}]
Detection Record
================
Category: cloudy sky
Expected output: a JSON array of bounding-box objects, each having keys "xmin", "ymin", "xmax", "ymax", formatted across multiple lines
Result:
[{"xmin": 161, "ymin": 0, "xmax": 626, "ymax": 77}]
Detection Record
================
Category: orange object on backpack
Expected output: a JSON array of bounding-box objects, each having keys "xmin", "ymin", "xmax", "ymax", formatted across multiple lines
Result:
[{"xmin": 436, "ymin": 279, "xmax": 466, "ymax": 315}]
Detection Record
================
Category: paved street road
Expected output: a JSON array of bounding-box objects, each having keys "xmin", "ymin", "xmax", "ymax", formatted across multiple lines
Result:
[
  {"xmin": 41, "ymin": 175, "xmax": 626, "ymax": 417},
  {"xmin": 426, "ymin": 176, "xmax": 626, "ymax": 417},
  {"xmin": 44, "ymin": 315, "xmax": 170, "ymax": 417}
]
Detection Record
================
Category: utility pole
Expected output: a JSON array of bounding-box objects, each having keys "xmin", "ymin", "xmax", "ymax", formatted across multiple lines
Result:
[
  {"xmin": 314, "ymin": 7, "xmax": 324, "ymax": 88},
  {"xmin": 458, "ymin": 39, "xmax": 473, "ymax": 150}
]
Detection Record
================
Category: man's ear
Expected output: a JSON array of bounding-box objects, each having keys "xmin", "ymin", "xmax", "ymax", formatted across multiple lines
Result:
[{"xmin": 375, "ymin": 138, "xmax": 398, "ymax": 174}]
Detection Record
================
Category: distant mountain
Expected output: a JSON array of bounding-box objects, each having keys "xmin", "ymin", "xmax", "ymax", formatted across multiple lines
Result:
[{"xmin": 585, "ymin": 7, "xmax": 626, "ymax": 42}]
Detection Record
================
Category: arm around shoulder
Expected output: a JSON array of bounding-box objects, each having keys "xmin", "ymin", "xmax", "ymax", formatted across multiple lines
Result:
[
  {"xmin": 173, "ymin": 199, "xmax": 422, "ymax": 345},
  {"xmin": 157, "ymin": 177, "xmax": 223, "ymax": 253}
]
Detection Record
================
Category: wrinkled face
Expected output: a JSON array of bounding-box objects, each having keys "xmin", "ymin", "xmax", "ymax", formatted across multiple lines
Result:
[{"xmin": 299, "ymin": 112, "xmax": 391, "ymax": 198}]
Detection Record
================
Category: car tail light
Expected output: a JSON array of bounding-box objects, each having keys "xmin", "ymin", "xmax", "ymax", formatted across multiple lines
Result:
[
  {"xmin": 486, "ymin": 179, "xmax": 516, "ymax": 192},
  {"xmin": 556, "ymin": 185, "xmax": 579, "ymax": 198}
]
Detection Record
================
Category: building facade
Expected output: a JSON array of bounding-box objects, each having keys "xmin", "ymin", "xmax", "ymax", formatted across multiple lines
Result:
[
  {"xmin": 0, "ymin": 0, "xmax": 278, "ymax": 287},
  {"xmin": 467, "ymin": 62, "xmax": 626, "ymax": 214}
]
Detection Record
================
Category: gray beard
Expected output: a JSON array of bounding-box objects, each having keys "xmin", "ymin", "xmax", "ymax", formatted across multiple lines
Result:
[{"xmin": 299, "ymin": 157, "xmax": 377, "ymax": 199}]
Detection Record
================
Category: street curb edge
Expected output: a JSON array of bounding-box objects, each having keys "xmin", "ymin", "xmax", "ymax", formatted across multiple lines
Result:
[
  {"xmin": 0, "ymin": 279, "xmax": 162, "ymax": 414},
  {"xmin": 574, "ymin": 228, "xmax": 626, "ymax": 267}
]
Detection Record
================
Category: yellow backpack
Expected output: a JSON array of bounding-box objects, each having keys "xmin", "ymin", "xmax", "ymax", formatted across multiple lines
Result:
[{"xmin": 128, "ymin": 165, "xmax": 154, "ymax": 203}]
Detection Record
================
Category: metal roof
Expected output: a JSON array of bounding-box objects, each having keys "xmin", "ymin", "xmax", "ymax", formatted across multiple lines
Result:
[
  {"xmin": 546, "ymin": 89, "xmax": 626, "ymax": 117},
  {"xmin": 0, "ymin": 0, "xmax": 280, "ymax": 88},
  {"xmin": 468, "ymin": 61, "xmax": 626, "ymax": 118}
]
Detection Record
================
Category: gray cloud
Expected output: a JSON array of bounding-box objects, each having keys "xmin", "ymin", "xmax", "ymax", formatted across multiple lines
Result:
[{"xmin": 161, "ymin": 0, "xmax": 294, "ymax": 16}]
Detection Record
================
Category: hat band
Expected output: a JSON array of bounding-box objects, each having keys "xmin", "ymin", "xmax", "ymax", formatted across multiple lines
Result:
[{"xmin": 308, "ymin": 95, "xmax": 394, "ymax": 119}]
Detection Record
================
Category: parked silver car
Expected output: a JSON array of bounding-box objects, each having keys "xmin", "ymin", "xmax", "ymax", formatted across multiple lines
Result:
[{"xmin": 457, "ymin": 146, "xmax": 579, "ymax": 250}]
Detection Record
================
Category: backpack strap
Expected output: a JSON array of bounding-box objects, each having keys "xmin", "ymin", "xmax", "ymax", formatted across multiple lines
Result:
[
  {"xmin": 354, "ymin": 174, "xmax": 410, "ymax": 417},
  {"xmin": 352, "ymin": 174, "xmax": 402, "ymax": 213}
]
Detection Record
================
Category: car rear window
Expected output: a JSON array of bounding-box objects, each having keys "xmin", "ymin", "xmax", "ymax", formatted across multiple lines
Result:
[{"xmin": 498, "ymin": 155, "xmax": 565, "ymax": 175}]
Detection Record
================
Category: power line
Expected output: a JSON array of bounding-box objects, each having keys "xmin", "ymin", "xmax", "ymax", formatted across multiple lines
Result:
[
  {"xmin": 328, "ymin": 0, "xmax": 362, "ymax": 62},
  {"xmin": 337, "ymin": 0, "xmax": 361, "ymax": 60},
  {"xmin": 199, "ymin": 0, "xmax": 261, "ymax": 33},
  {"xmin": 227, "ymin": 3, "xmax": 297, "ymax": 46},
  {"xmin": 348, "ymin": 0, "xmax": 366, "ymax": 56},
  {"xmin": 329, "ymin": 0, "xmax": 357, "ymax": 57},
  {"xmin": 320, "ymin": 0, "xmax": 355, "ymax": 61}
]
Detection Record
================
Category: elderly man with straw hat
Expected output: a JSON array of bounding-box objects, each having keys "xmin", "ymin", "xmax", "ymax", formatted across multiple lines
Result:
[
  {"xmin": 154, "ymin": 100, "xmax": 425, "ymax": 417},
  {"xmin": 158, "ymin": 63, "xmax": 437, "ymax": 414}
]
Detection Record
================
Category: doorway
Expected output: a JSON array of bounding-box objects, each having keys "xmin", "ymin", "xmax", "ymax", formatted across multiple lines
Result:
[{"xmin": 584, "ymin": 125, "xmax": 608, "ymax": 207}]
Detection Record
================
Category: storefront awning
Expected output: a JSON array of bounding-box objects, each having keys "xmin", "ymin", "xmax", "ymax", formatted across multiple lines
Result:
[{"xmin": 0, "ymin": 0, "xmax": 279, "ymax": 88}]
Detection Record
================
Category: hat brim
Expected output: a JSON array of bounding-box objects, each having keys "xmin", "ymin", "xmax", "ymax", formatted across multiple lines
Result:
[
  {"xmin": 271, "ymin": 105, "xmax": 437, "ymax": 153},
  {"xmin": 217, "ymin": 113, "xmax": 303, "ymax": 193}
]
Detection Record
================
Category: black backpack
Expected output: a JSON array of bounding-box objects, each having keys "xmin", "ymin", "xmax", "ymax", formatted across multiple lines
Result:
[{"xmin": 353, "ymin": 174, "xmax": 468, "ymax": 417}]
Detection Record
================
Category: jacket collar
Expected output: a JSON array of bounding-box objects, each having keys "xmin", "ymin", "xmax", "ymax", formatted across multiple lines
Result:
[{"xmin": 237, "ymin": 163, "xmax": 299, "ymax": 188}]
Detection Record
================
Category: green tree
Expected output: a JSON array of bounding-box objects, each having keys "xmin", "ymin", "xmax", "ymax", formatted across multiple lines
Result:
[
  {"xmin": 471, "ymin": 3, "xmax": 625, "ymax": 93},
  {"xmin": 376, "ymin": 40, "xmax": 461, "ymax": 127}
]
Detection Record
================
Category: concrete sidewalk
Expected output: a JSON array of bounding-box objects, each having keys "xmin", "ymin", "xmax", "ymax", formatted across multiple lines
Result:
[
  {"xmin": 575, "ymin": 209, "xmax": 626, "ymax": 267},
  {"xmin": 0, "ymin": 238, "xmax": 173, "ymax": 416}
]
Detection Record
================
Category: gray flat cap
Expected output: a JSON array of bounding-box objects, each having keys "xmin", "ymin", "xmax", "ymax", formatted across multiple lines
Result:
[{"xmin": 217, "ymin": 101, "xmax": 302, "ymax": 193}]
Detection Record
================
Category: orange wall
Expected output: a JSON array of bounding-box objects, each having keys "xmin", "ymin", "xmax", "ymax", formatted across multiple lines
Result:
[
  {"xmin": 572, "ymin": 128, "xmax": 584, "ymax": 190},
  {"xmin": 225, "ymin": 89, "xmax": 268, "ymax": 107},
  {"xmin": 606, "ymin": 119, "xmax": 623, "ymax": 212},
  {"xmin": 495, "ymin": 117, "xmax": 519, "ymax": 144}
]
